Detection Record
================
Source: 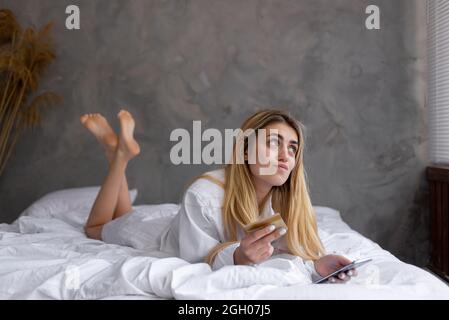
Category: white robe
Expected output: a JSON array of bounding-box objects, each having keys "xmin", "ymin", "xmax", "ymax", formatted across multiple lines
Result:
[{"xmin": 103, "ymin": 168, "xmax": 316, "ymax": 275}]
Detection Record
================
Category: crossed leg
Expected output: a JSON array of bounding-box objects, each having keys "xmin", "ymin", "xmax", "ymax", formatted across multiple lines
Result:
[{"xmin": 81, "ymin": 110, "xmax": 140, "ymax": 240}]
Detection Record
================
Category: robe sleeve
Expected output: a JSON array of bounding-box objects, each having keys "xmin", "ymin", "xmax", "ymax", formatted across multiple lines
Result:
[
  {"xmin": 177, "ymin": 188, "xmax": 234, "ymax": 267},
  {"xmin": 304, "ymin": 259, "xmax": 321, "ymax": 281},
  {"xmin": 211, "ymin": 242, "xmax": 241, "ymax": 270}
]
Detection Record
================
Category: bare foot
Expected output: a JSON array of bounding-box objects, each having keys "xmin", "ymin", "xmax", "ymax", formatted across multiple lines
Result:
[
  {"xmin": 80, "ymin": 113, "xmax": 118, "ymax": 162},
  {"xmin": 116, "ymin": 110, "xmax": 140, "ymax": 161}
]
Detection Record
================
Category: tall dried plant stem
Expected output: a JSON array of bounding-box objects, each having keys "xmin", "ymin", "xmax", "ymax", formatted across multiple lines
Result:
[
  {"xmin": 0, "ymin": 49, "xmax": 30, "ymax": 168},
  {"xmin": 0, "ymin": 126, "xmax": 20, "ymax": 174},
  {"xmin": 0, "ymin": 80, "xmax": 20, "ymax": 124},
  {"xmin": 0, "ymin": 84, "xmax": 26, "ymax": 159},
  {"xmin": 0, "ymin": 88, "xmax": 26, "ymax": 151},
  {"xmin": 0, "ymin": 56, "xmax": 48, "ymax": 174},
  {"xmin": 0, "ymin": 32, "xmax": 19, "ymax": 120},
  {"xmin": 0, "ymin": 10, "xmax": 59, "ymax": 176}
]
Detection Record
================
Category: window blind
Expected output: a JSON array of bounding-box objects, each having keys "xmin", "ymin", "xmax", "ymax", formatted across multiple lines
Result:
[{"xmin": 428, "ymin": 0, "xmax": 449, "ymax": 165}]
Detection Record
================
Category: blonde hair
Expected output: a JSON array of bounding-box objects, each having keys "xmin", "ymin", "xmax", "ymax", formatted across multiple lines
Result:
[{"xmin": 196, "ymin": 109, "xmax": 325, "ymax": 265}]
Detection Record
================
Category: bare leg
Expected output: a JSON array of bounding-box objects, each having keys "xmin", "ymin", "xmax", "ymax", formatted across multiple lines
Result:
[
  {"xmin": 80, "ymin": 113, "xmax": 134, "ymax": 220},
  {"xmin": 83, "ymin": 110, "xmax": 140, "ymax": 240},
  {"xmin": 105, "ymin": 150, "xmax": 134, "ymax": 220}
]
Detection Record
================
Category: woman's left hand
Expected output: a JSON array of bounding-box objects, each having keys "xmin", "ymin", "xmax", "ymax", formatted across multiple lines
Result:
[{"xmin": 314, "ymin": 254, "xmax": 358, "ymax": 284}]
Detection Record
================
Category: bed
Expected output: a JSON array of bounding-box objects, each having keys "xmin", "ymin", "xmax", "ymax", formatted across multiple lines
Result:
[{"xmin": 0, "ymin": 187, "xmax": 448, "ymax": 300}]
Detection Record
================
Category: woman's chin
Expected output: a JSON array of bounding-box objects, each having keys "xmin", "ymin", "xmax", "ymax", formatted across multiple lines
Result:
[{"xmin": 265, "ymin": 173, "xmax": 289, "ymax": 187}]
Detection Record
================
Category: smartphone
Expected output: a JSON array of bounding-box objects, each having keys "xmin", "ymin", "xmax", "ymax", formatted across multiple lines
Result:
[{"xmin": 313, "ymin": 257, "xmax": 372, "ymax": 284}]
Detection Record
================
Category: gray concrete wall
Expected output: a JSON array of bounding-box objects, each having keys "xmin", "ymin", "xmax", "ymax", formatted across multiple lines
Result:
[{"xmin": 0, "ymin": 0, "xmax": 428, "ymax": 266}]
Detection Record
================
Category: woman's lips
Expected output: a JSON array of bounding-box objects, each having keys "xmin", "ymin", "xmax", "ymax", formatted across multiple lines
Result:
[{"xmin": 278, "ymin": 164, "xmax": 289, "ymax": 172}]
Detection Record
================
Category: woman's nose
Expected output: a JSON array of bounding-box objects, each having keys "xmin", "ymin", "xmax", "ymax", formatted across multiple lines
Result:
[{"xmin": 278, "ymin": 144, "xmax": 288, "ymax": 160}]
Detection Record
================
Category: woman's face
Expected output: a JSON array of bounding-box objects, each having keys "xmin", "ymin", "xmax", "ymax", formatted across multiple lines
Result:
[{"xmin": 246, "ymin": 122, "xmax": 299, "ymax": 187}]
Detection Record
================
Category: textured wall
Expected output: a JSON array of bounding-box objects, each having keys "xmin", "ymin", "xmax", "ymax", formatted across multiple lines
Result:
[{"xmin": 0, "ymin": 0, "xmax": 428, "ymax": 266}]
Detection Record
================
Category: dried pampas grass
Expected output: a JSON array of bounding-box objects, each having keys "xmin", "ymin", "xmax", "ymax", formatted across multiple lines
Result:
[{"xmin": 0, "ymin": 9, "xmax": 61, "ymax": 176}]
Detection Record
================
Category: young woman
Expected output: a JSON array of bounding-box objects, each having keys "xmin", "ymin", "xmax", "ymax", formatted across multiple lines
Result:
[{"xmin": 81, "ymin": 109, "xmax": 357, "ymax": 283}]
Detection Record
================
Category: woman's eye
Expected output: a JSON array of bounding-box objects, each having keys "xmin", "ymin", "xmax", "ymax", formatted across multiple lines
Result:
[{"xmin": 288, "ymin": 146, "xmax": 298, "ymax": 154}]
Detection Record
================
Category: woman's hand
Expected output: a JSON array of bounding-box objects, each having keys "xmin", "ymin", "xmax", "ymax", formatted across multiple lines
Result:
[
  {"xmin": 314, "ymin": 254, "xmax": 358, "ymax": 283},
  {"xmin": 233, "ymin": 225, "xmax": 287, "ymax": 265}
]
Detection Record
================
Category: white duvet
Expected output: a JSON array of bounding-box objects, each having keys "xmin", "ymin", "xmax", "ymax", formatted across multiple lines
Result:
[{"xmin": 0, "ymin": 189, "xmax": 448, "ymax": 300}]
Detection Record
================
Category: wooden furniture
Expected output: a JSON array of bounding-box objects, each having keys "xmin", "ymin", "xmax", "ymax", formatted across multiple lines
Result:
[{"xmin": 426, "ymin": 166, "xmax": 449, "ymax": 282}]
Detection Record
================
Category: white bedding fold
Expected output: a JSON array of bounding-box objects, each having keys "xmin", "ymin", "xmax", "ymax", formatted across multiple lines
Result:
[{"xmin": 0, "ymin": 205, "xmax": 448, "ymax": 300}]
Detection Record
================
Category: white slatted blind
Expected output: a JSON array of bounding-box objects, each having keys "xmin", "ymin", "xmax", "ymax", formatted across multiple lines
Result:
[{"xmin": 428, "ymin": 0, "xmax": 449, "ymax": 165}]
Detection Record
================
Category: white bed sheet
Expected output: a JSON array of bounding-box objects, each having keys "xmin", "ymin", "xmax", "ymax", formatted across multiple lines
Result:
[{"xmin": 0, "ymin": 201, "xmax": 448, "ymax": 300}]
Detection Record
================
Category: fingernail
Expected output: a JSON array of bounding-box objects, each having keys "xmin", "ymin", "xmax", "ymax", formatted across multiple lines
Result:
[
  {"xmin": 279, "ymin": 227, "xmax": 287, "ymax": 235},
  {"xmin": 347, "ymin": 270, "xmax": 353, "ymax": 276},
  {"xmin": 339, "ymin": 273, "xmax": 346, "ymax": 279},
  {"xmin": 329, "ymin": 277, "xmax": 336, "ymax": 283},
  {"xmin": 268, "ymin": 225, "xmax": 275, "ymax": 232}
]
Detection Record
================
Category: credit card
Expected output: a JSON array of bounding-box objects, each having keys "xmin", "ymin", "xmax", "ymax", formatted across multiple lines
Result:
[{"xmin": 243, "ymin": 213, "xmax": 288, "ymax": 234}]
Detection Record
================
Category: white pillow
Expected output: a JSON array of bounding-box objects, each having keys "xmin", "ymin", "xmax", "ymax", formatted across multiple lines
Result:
[{"xmin": 20, "ymin": 186, "xmax": 138, "ymax": 219}]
